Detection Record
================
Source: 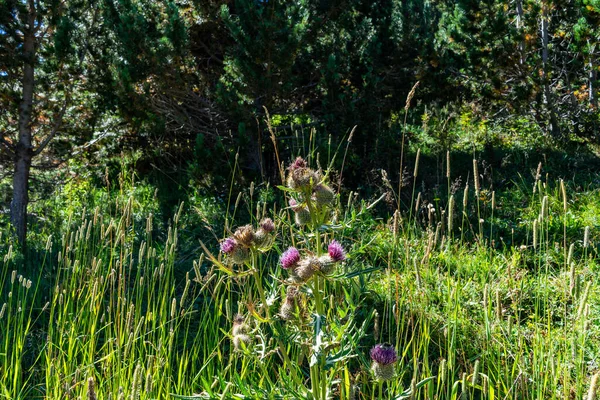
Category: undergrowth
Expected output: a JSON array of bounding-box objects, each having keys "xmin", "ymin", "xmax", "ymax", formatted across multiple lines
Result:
[{"xmin": 1, "ymin": 139, "xmax": 599, "ymax": 399}]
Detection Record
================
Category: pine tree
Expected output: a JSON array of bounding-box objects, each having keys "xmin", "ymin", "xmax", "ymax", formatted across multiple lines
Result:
[{"xmin": 0, "ymin": 0, "xmax": 99, "ymax": 249}]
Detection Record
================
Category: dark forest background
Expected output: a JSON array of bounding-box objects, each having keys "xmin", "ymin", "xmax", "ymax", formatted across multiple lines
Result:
[{"xmin": 1, "ymin": 0, "xmax": 599, "ymax": 249}]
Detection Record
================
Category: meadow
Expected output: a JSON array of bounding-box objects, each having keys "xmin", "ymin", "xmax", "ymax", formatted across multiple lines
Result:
[{"xmin": 1, "ymin": 143, "xmax": 600, "ymax": 400}]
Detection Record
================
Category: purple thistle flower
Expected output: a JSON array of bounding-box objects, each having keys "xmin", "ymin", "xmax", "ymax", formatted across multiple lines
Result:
[
  {"xmin": 370, "ymin": 344, "xmax": 398, "ymax": 366},
  {"xmin": 288, "ymin": 157, "xmax": 307, "ymax": 171},
  {"xmin": 220, "ymin": 238, "xmax": 236, "ymax": 254},
  {"xmin": 280, "ymin": 247, "xmax": 301, "ymax": 269},
  {"xmin": 328, "ymin": 240, "xmax": 346, "ymax": 262},
  {"xmin": 260, "ymin": 218, "xmax": 275, "ymax": 233}
]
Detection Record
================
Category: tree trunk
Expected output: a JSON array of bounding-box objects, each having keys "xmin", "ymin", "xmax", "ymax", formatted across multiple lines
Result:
[
  {"xmin": 10, "ymin": 2, "xmax": 36, "ymax": 250},
  {"xmin": 11, "ymin": 151, "xmax": 32, "ymax": 248},
  {"xmin": 540, "ymin": 3, "xmax": 560, "ymax": 137},
  {"xmin": 590, "ymin": 55, "xmax": 597, "ymax": 107},
  {"xmin": 516, "ymin": 0, "xmax": 524, "ymax": 65}
]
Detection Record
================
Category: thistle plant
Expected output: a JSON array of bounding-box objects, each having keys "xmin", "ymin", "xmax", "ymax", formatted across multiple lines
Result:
[
  {"xmin": 278, "ymin": 157, "xmax": 351, "ymax": 400},
  {"xmin": 370, "ymin": 343, "xmax": 398, "ymax": 381},
  {"xmin": 370, "ymin": 343, "xmax": 399, "ymax": 397},
  {"xmin": 214, "ymin": 156, "xmax": 370, "ymax": 400}
]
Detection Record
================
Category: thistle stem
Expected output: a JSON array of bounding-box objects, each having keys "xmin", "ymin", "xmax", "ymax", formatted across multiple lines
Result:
[{"xmin": 251, "ymin": 251, "xmax": 270, "ymax": 320}]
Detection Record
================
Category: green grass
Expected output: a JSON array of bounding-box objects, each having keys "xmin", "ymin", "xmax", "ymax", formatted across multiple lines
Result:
[{"xmin": 1, "ymin": 151, "xmax": 599, "ymax": 399}]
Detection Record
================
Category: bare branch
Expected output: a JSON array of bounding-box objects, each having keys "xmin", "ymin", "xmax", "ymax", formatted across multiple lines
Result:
[
  {"xmin": 32, "ymin": 98, "xmax": 68, "ymax": 156},
  {"xmin": 0, "ymin": 132, "xmax": 16, "ymax": 156}
]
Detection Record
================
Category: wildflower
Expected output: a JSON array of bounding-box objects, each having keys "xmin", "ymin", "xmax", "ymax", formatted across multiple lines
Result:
[
  {"xmin": 280, "ymin": 247, "xmax": 301, "ymax": 270},
  {"xmin": 288, "ymin": 199, "xmax": 311, "ymax": 226},
  {"xmin": 280, "ymin": 299, "xmax": 295, "ymax": 320},
  {"xmin": 260, "ymin": 218, "xmax": 275, "ymax": 233},
  {"xmin": 289, "ymin": 167, "xmax": 319, "ymax": 191},
  {"xmin": 254, "ymin": 218, "xmax": 276, "ymax": 250},
  {"xmin": 233, "ymin": 334, "xmax": 251, "ymax": 351},
  {"xmin": 220, "ymin": 238, "xmax": 236, "ymax": 254},
  {"xmin": 232, "ymin": 314, "xmax": 249, "ymax": 336},
  {"xmin": 233, "ymin": 225, "xmax": 254, "ymax": 248},
  {"xmin": 288, "ymin": 156, "xmax": 308, "ymax": 171},
  {"xmin": 293, "ymin": 257, "xmax": 319, "ymax": 283},
  {"xmin": 370, "ymin": 343, "xmax": 398, "ymax": 381},
  {"xmin": 280, "ymin": 287, "xmax": 298, "ymax": 320},
  {"xmin": 232, "ymin": 314, "xmax": 252, "ymax": 351},
  {"xmin": 328, "ymin": 240, "xmax": 346, "ymax": 262},
  {"xmin": 289, "ymin": 198, "xmax": 300, "ymax": 210}
]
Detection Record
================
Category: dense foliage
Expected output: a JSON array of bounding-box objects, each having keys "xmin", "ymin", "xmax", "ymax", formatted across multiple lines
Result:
[{"xmin": 2, "ymin": 0, "xmax": 598, "ymax": 198}]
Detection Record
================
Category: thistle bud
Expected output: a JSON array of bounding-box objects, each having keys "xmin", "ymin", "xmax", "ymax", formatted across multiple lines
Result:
[
  {"xmin": 259, "ymin": 218, "xmax": 275, "ymax": 233},
  {"xmin": 288, "ymin": 157, "xmax": 307, "ymax": 171},
  {"xmin": 253, "ymin": 228, "xmax": 274, "ymax": 250},
  {"xmin": 293, "ymin": 257, "xmax": 319, "ymax": 283},
  {"xmin": 289, "ymin": 167, "xmax": 319, "ymax": 191},
  {"xmin": 289, "ymin": 198, "xmax": 300, "ymax": 210},
  {"xmin": 294, "ymin": 208, "xmax": 312, "ymax": 226},
  {"xmin": 231, "ymin": 246, "xmax": 250, "ymax": 264},
  {"xmin": 280, "ymin": 298, "xmax": 296, "ymax": 321},
  {"xmin": 370, "ymin": 343, "xmax": 398, "ymax": 381},
  {"xmin": 232, "ymin": 334, "xmax": 251, "ymax": 351},
  {"xmin": 314, "ymin": 184, "xmax": 335, "ymax": 207},
  {"xmin": 318, "ymin": 255, "xmax": 336, "ymax": 275},
  {"xmin": 280, "ymin": 288, "xmax": 298, "ymax": 321}
]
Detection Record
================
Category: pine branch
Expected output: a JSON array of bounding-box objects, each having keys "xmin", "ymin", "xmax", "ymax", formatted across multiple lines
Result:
[{"xmin": 32, "ymin": 98, "xmax": 68, "ymax": 156}]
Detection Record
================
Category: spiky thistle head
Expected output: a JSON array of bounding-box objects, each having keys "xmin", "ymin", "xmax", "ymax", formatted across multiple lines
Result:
[
  {"xmin": 293, "ymin": 257, "xmax": 320, "ymax": 282},
  {"xmin": 289, "ymin": 198, "xmax": 301, "ymax": 210},
  {"xmin": 233, "ymin": 334, "xmax": 251, "ymax": 352},
  {"xmin": 370, "ymin": 343, "xmax": 398, "ymax": 365},
  {"xmin": 286, "ymin": 286, "xmax": 299, "ymax": 300},
  {"xmin": 286, "ymin": 156, "xmax": 321, "ymax": 192},
  {"xmin": 230, "ymin": 246, "xmax": 250, "ymax": 264},
  {"xmin": 280, "ymin": 287, "xmax": 299, "ymax": 321},
  {"xmin": 260, "ymin": 218, "xmax": 275, "ymax": 233},
  {"xmin": 254, "ymin": 218, "xmax": 275, "ymax": 250},
  {"xmin": 328, "ymin": 240, "xmax": 346, "ymax": 262},
  {"xmin": 280, "ymin": 299, "xmax": 296, "ymax": 321},
  {"xmin": 294, "ymin": 208, "xmax": 312, "ymax": 226},
  {"xmin": 280, "ymin": 247, "xmax": 301, "ymax": 270},
  {"xmin": 232, "ymin": 314, "xmax": 249, "ymax": 336},
  {"xmin": 233, "ymin": 225, "xmax": 255, "ymax": 248},
  {"xmin": 288, "ymin": 156, "xmax": 307, "ymax": 170},
  {"xmin": 220, "ymin": 238, "xmax": 236, "ymax": 254},
  {"xmin": 318, "ymin": 255, "xmax": 336, "ymax": 275},
  {"xmin": 370, "ymin": 343, "xmax": 398, "ymax": 381},
  {"xmin": 314, "ymin": 184, "xmax": 335, "ymax": 207}
]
